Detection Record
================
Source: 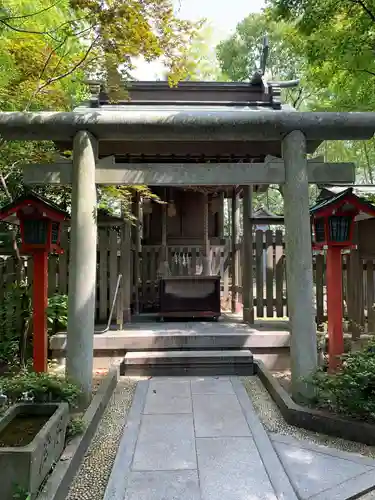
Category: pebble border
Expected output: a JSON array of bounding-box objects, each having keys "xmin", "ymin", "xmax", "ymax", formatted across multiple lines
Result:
[
  {"xmin": 66, "ymin": 377, "xmax": 137, "ymax": 500},
  {"xmin": 240, "ymin": 376, "xmax": 375, "ymax": 500}
]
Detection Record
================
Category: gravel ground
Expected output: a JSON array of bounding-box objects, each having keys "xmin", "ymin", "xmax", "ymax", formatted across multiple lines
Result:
[
  {"xmin": 241, "ymin": 376, "xmax": 375, "ymax": 457},
  {"xmin": 241, "ymin": 376, "xmax": 375, "ymax": 499},
  {"xmin": 66, "ymin": 376, "xmax": 138, "ymax": 500}
]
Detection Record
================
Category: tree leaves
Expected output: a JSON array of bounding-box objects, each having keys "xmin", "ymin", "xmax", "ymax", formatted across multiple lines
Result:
[
  {"xmin": 268, "ymin": 0, "xmax": 375, "ymax": 112},
  {"xmin": 216, "ymin": 12, "xmax": 313, "ymax": 109},
  {"xmin": 0, "ymin": 0, "xmax": 202, "ymax": 214}
]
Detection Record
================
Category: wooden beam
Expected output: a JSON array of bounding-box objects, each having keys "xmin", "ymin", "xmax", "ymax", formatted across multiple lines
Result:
[
  {"xmin": 242, "ymin": 186, "xmax": 254, "ymax": 324},
  {"xmin": 23, "ymin": 159, "xmax": 355, "ymax": 186}
]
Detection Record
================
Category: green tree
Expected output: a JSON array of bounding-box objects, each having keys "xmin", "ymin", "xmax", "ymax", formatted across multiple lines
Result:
[
  {"xmin": 0, "ymin": 0, "xmax": 202, "ymax": 211},
  {"xmin": 184, "ymin": 23, "xmax": 227, "ymax": 81},
  {"xmin": 216, "ymin": 12, "xmax": 310, "ymax": 108},
  {"xmin": 268, "ymin": 0, "xmax": 375, "ymax": 111},
  {"xmin": 267, "ymin": 0, "xmax": 375, "ymax": 183}
]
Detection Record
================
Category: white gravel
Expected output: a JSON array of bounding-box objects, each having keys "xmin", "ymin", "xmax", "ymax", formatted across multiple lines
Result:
[
  {"xmin": 65, "ymin": 376, "xmax": 138, "ymax": 500},
  {"xmin": 241, "ymin": 376, "xmax": 375, "ymax": 457},
  {"xmin": 241, "ymin": 376, "xmax": 375, "ymax": 499}
]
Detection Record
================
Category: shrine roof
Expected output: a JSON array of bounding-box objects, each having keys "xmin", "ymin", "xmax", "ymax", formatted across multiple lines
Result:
[
  {"xmin": 253, "ymin": 207, "xmax": 284, "ymax": 220},
  {"xmin": 1, "ymin": 79, "xmax": 375, "ymax": 152},
  {"xmin": 310, "ymin": 188, "xmax": 375, "ymax": 217},
  {"xmin": 85, "ymin": 79, "xmax": 283, "ymax": 109},
  {"xmin": 0, "ymin": 192, "xmax": 69, "ymax": 224}
]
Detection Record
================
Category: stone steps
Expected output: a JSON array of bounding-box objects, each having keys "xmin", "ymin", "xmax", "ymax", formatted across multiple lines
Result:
[
  {"xmin": 120, "ymin": 349, "xmax": 255, "ymax": 376},
  {"xmin": 51, "ymin": 331, "xmax": 289, "ymax": 353}
]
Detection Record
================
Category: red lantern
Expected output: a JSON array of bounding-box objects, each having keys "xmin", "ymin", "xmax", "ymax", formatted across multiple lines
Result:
[
  {"xmin": 0, "ymin": 193, "xmax": 69, "ymax": 372},
  {"xmin": 311, "ymin": 188, "xmax": 375, "ymax": 371}
]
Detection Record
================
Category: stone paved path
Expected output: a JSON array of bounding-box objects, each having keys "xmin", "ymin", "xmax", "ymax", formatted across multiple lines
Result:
[{"xmin": 103, "ymin": 377, "xmax": 375, "ymax": 500}]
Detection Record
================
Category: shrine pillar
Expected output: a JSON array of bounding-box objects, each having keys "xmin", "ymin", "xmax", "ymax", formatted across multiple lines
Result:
[
  {"xmin": 242, "ymin": 186, "xmax": 254, "ymax": 323},
  {"xmin": 202, "ymin": 193, "xmax": 211, "ymax": 275},
  {"xmin": 132, "ymin": 192, "xmax": 141, "ymax": 315},
  {"xmin": 231, "ymin": 189, "xmax": 240, "ymax": 312},
  {"xmin": 158, "ymin": 187, "xmax": 170, "ymax": 277},
  {"xmin": 282, "ymin": 130, "xmax": 317, "ymax": 401},
  {"xmin": 66, "ymin": 131, "xmax": 98, "ymax": 406},
  {"xmin": 218, "ymin": 192, "xmax": 225, "ymax": 239},
  {"xmin": 121, "ymin": 219, "xmax": 132, "ymax": 324}
]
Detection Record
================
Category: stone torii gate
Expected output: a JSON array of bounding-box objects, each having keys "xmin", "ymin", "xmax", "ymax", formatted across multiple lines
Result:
[{"xmin": 1, "ymin": 109, "xmax": 375, "ymax": 403}]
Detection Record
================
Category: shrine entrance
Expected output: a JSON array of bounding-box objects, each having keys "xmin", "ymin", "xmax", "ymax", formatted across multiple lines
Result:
[{"xmin": 6, "ymin": 77, "xmax": 372, "ymax": 401}]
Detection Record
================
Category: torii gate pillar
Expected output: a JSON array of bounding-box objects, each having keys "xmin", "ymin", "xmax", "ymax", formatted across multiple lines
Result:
[
  {"xmin": 66, "ymin": 131, "xmax": 98, "ymax": 406},
  {"xmin": 283, "ymin": 130, "xmax": 318, "ymax": 402}
]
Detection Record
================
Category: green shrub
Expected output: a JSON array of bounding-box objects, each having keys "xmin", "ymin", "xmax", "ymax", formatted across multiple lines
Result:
[
  {"xmin": 66, "ymin": 416, "xmax": 86, "ymax": 440},
  {"xmin": 12, "ymin": 484, "xmax": 30, "ymax": 500},
  {"xmin": 0, "ymin": 280, "xmax": 68, "ymax": 366},
  {"xmin": 0, "ymin": 281, "xmax": 31, "ymax": 365},
  {"xmin": 308, "ymin": 340, "xmax": 375, "ymax": 421},
  {"xmin": 0, "ymin": 371, "xmax": 81, "ymax": 407},
  {"xmin": 47, "ymin": 294, "xmax": 68, "ymax": 335}
]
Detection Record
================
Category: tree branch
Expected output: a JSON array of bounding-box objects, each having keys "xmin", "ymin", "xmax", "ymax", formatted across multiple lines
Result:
[
  {"xmin": 24, "ymin": 35, "xmax": 69, "ymax": 111},
  {"xmin": 348, "ymin": 0, "xmax": 375, "ymax": 23},
  {"xmin": 36, "ymin": 36, "xmax": 99, "ymax": 93},
  {"xmin": 0, "ymin": 1, "xmax": 62, "ymax": 21},
  {"xmin": 0, "ymin": 18, "xmax": 50, "ymax": 36},
  {"xmin": 0, "ymin": 14, "xmax": 91, "ymax": 42},
  {"xmin": 0, "ymin": 18, "xmax": 61, "ymax": 42}
]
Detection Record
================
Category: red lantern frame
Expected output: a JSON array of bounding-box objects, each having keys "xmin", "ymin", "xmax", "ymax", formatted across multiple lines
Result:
[
  {"xmin": 311, "ymin": 189, "xmax": 375, "ymax": 371},
  {"xmin": 0, "ymin": 193, "xmax": 69, "ymax": 372}
]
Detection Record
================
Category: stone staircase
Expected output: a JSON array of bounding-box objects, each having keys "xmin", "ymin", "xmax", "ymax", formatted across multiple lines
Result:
[
  {"xmin": 120, "ymin": 349, "xmax": 255, "ymax": 376},
  {"xmin": 50, "ymin": 317, "xmax": 290, "ymax": 373}
]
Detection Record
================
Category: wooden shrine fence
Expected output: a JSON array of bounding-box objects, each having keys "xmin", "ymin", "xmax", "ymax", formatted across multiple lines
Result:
[{"xmin": 1, "ymin": 227, "xmax": 375, "ymax": 337}]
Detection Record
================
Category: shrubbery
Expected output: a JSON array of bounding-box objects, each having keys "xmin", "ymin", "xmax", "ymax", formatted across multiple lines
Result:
[
  {"xmin": 0, "ymin": 281, "xmax": 68, "ymax": 367},
  {"xmin": 309, "ymin": 340, "xmax": 375, "ymax": 421},
  {"xmin": 0, "ymin": 371, "xmax": 81, "ymax": 407}
]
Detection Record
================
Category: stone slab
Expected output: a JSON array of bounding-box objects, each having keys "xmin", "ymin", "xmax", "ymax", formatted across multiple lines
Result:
[
  {"xmin": 270, "ymin": 433, "xmax": 375, "ymax": 468},
  {"xmin": 273, "ymin": 440, "xmax": 374, "ymax": 499},
  {"xmin": 144, "ymin": 395, "xmax": 192, "ymax": 415},
  {"xmin": 312, "ymin": 472, "xmax": 375, "ymax": 500},
  {"xmin": 191, "ymin": 377, "xmax": 234, "ymax": 395},
  {"xmin": 192, "ymin": 393, "xmax": 251, "ymax": 437},
  {"xmin": 230, "ymin": 377, "xmax": 299, "ymax": 500},
  {"xmin": 144, "ymin": 380, "xmax": 192, "ymax": 415},
  {"xmin": 196, "ymin": 436, "xmax": 277, "ymax": 500},
  {"xmin": 124, "ymin": 350, "xmax": 253, "ymax": 364},
  {"xmin": 148, "ymin": 379, "xmax": 191, "ymax": 398},
  {"xmin": 132, "ymin": 414, "xmax": 196, "ymax": 471},
  {"xmin": 124, "ymin": 471, "xmax": 201, "ymax": 500},
  {"xmin": 122, "ymin": 362, "xmax": 255, "ymax": 377}
]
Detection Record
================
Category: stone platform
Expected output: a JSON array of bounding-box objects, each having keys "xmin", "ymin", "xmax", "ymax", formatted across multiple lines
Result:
[
  {"xmin": 103, "ymin": 376, "xmax": 375, "ymax": 500},
  {"xmin": 50, "ymin": 315, "xmax": 291, "ymax": 371}
]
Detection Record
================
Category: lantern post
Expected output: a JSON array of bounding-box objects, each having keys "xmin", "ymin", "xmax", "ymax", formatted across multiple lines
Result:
[
  {"xmin": 325, "ymin": 245, "xmax": 344, "ymax": 371},
  {"xmin": 311, "ymin": 189, "xmax": 375, "ymax": 371},
  {"xmin": 0, "ymin": 193, "xmax": 69, "ymax": 372},
  {"xmin": 32, "ymin": 250, "xmax": 49, "ymax": 371}
]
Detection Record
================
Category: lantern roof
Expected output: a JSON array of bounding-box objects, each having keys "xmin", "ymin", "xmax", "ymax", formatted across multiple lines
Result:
[
  {"xmin": 310, "ymin": 187, "xmax": 375, "ymax": 219},
  {"xmin": 0, "ymin": 192, "xmax": 69, "ymax": 225}
]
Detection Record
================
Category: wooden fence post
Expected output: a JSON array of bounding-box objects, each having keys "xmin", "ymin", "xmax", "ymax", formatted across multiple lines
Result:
[
  {"xmin": 347, "ymin": 250, "xmax": 364, "ymax": 340},
  {"xmin": 315, "ymin": 254, "xmax": 325, "ymax": 325},
  {"xmin": 366, "ymin": 259, "xmax": 375, "ymax": 333},
  {"xmin": 255, "ymin": 230, "xmax": 264, "ymax": 318}
]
